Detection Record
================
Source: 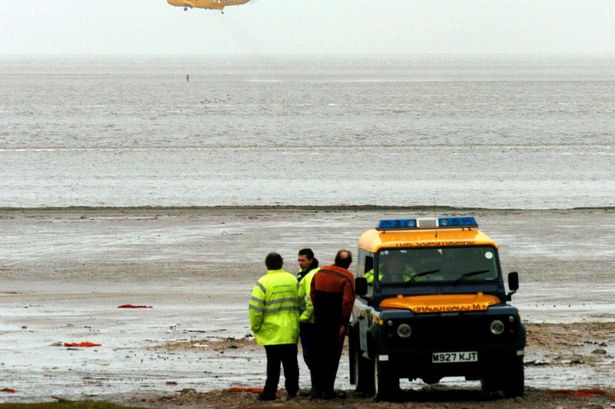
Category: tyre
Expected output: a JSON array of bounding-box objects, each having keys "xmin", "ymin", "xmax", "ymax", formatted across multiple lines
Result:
[
  {"xmin": 502, "ymin": 356, "xmax": 524, "ymax": 397},
  {"xmin": 481, "ymin": 356, "xmax": 525, "ymax": 397},
  {"xmin": 349, "ymin": 333, "xmax": 357, "ymax": 386},
  {"xmin": 354, "ymin": 347, "xmax": 375, "ymax": 396},
  {"xmin": 374, "ymin": 355, "xmax": 399, "ymax": 402},
  {"xmin": 421, "ymin": 376, "xmax": 441, "ymax": 385},
  {"xmin": 480, "ymin": 375, "xmax": 498, "ymax": 394}
]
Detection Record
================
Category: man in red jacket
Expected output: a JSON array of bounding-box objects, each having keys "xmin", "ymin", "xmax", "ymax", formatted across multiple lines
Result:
[{"xmin": 310, "ymin": 249, "xmax": 355, "ymax": 399}]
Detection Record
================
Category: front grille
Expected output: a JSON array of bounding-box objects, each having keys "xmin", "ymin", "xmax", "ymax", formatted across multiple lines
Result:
[{"xmin": 398, "ymin": 315, "xmax": 492, "ymax": 349}]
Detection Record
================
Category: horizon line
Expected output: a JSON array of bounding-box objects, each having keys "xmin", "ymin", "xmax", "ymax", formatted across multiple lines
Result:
[{"xmin": 2, "ymin": 52, "xmax": 615, "ymax": 59}]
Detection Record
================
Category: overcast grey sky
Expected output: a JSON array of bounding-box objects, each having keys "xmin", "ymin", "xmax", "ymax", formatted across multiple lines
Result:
[{"xmin": 1, "ymin": 0, "xmax": 614, "ymax": 55}]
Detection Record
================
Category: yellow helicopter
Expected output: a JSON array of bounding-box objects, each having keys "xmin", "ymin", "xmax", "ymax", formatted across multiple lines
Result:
[{"xmin": 167, "ymin": 0, "xmax": 250, "ymax": 12}]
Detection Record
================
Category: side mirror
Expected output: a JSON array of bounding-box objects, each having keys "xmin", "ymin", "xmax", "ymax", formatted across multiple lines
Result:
[
  {"xmin": 507, "ymin": 272, "xmax": 519, "ymax": 300},
  {"xmin": 355, "ymin": 277, "xmax": 368, "ymax": 296},
  {"xmin": 508, "ymin": 272, "xmax": 519, "ymax": 291}
]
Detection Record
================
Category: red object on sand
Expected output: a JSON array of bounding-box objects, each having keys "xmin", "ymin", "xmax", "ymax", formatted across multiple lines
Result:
[
  {"xmin": 546, "ymin": 388, "xmax": 608, "ymax": 398},
  {"xmin": 64, "ymin": 342, "xmax": 102, "ymax": 348},
  {"xmin": 118, "ymin": 304, "xmax": 153, "ymax": 309},
  {"xmin": 1, "ymin": 388, "xmax": 17, "ymax": 393},
  {"xmin": 227, "ymin": 387, "xmax": 265, "ymax": 394}
]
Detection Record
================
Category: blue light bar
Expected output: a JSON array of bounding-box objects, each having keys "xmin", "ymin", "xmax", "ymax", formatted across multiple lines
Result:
[
  {"xmin": 437, "ymin": 216, "xmax": 478, "ymax": 228},
  {"xmin": 377, "ymin": 218, "xmax": 417, "ymax": 230},
  {"xmin": 376, "ymin": 216, "xmax": 478, "ymax": 230}
]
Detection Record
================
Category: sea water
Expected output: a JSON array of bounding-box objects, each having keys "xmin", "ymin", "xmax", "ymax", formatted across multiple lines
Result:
[{"xmin": 1, "ymin": 55, "xmax": 614, "ymax": 209}]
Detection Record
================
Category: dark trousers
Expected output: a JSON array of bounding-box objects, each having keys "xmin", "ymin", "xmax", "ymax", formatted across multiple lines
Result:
[
  {"xmin": 312, "ymin": 324, "xmax": 345, "ymax": 395},
  {"xmin": 300, "ymin": 322, "xmax": 317, "ymax": 389},
  {"xmin": 300, "ymin": 322, "xmax": 316, "ymax": 369},
  {"xmin": 263, "ymin": 344, "xmax": 299, "ymax": 398}
]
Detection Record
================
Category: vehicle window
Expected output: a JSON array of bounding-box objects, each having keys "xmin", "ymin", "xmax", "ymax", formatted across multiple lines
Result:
[
  {"xmin": 365, "ymin": 255, "xmax": 373, "ymax": 275},
  {"xmin": 377, "ymin": 246, "xmax": 499, "ymax": 284}
]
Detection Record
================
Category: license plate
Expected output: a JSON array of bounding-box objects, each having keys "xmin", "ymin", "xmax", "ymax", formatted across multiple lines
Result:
[{"xmin": 432, "ymin": 351, "xmax": 478, "ymax": 363}]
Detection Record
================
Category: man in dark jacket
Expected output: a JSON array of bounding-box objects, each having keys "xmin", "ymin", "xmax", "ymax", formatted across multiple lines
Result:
[{"xmin": 310, "ymin": 249, "xmax": 355, "ymax": 399}]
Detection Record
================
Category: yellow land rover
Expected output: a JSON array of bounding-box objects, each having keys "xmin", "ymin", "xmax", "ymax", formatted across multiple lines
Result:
[{"xmin": 349, "ymin": 216, "xmax": 525, "ymax": 401}]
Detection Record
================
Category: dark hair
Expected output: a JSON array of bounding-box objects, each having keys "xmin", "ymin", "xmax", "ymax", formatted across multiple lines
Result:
[
  {"xmin": 298, "ymin": 248, "xmax": 314, "ymax": 259},
  {"xmin": 334, "ymin": 249, "xmax": 352, "ymax": 269},
  {"xmin": 265, "ymin": 252, "xmax": 283, "ymax": 270}
]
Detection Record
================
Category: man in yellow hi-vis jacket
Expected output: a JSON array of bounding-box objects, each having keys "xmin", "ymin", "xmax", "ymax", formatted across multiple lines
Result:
[
  {"xmin": 296, "ymin": 248, "xmax": 319, "ymax": 391},
  {"xmin": 249, "ymin": 252, "xmax": 300, "ymax": 401},
  {"xmin": 364, "ymin": 253, "xmax": 416, "ymax": 284}
]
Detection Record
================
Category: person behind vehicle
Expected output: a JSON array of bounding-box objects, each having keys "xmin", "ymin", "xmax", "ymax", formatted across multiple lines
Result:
[
  {"xmin": 364, "ymin": 252, "xmax": 416, "ymax": 284},
  {"xmin": 310, "ymin": 249, "xmax": 355, "ymax": 399},
  {"xmin": 296, "ymin": 248, "xmax": 319, "ymax": 392},
  {"xmin": 248, "ymin": 252, "xmax": 300, "ymax": 401}
]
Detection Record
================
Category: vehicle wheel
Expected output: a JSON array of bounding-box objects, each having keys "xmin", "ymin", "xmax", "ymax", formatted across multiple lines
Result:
[
  {"xmin": 502, "ymin": 356, "xmax": 524, "ymax": 397},
  {"xmin": 349, "ymin": 332, "xmax": 357, "ymax": 386},
  {"xmin": 421, "ymin": 376, "xmax": 441, "ymax": 385},
  {"xmin": 374, "ymin": 355, "xmax": 399, "ymax": 402},
  {"xmin": 354, "ymin": 348, "xmax": 375, "ymax": 396},
  {"xmin": 481, "ymin": 356, "xmax": 524, "ymax": 397},
  {"xmin": 480, "ymin": 375, "xmax": 498, "ymax": 394}
]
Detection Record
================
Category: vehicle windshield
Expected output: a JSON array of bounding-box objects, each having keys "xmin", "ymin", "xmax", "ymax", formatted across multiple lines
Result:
[{"xmin": 376, "ymin": 246, "xmax": 499, "ymax": 285}]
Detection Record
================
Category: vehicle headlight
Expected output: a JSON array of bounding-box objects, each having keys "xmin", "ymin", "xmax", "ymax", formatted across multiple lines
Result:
[
  {"xmin": 397, "ymin": 323, "xmax": 412, "ymax": 338},
  {"xmin": 490, "ymin": 319, "xmax": 505, "ymax": 335}
]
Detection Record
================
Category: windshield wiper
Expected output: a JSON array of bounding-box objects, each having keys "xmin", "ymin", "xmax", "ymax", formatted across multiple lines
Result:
[
  {"xmin": 404, "ymin": 269, "xmax": 440, "ymax": 285},
  {"xmin": 453, "ymin": 269, "xmax": 490, "ymax": 285}
]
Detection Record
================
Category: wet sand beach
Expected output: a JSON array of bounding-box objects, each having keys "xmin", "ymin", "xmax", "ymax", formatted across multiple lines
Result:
[{"xmin": 0, "ymin": 207, "xmax": 614, "ymax": 407}]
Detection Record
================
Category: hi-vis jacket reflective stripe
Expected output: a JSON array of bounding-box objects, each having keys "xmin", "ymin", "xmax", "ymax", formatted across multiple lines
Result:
[
  {"xmin": 249, "ymin": 269, "xmax": 300, "ymax": 346},
  {"xmin": 297, "ymin": 267, "xmax": 319, "ymax": 324}
]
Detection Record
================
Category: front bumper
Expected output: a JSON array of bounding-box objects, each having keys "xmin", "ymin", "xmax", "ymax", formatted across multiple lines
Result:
[{"xmin": 377, "ymin": 345, "xmax": 523, "ymax": 379}]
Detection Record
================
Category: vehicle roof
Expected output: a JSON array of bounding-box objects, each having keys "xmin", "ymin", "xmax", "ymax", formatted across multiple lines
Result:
[{"xmin": 358, "ymin": 228, "xmax": 498, "ymax": 253}]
